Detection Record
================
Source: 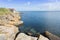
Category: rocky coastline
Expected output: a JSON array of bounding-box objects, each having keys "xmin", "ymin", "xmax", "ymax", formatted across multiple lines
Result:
[
  {"xmin": 0, "ymin": 8, "xmax": 60, "ymax": 40},
  {"xmin": 0, "ymin": 8, "xmax": 23, "ymax": 40}
]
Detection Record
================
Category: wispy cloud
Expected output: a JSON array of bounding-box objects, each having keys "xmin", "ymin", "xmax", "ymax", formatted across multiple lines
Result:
[
  {"xmin": 7, "ymin": 0, "xmax": 12, "ymax": 2},
  {"xmin": 0, "ymin": 0, "xmax": 60, "ymax": 11},
  {"xmin": 27, "ymin": 2, "xmax": 31, "ymax": 5},
  {"xmin": 19, "ymin": 0, "xmax": 60, "ymax": 11},
  {"xmin": 20, "ymin": 2, "xmax": 60, "ymax": 11},
  {"xmin": 38, "ymin": 2, "xmax": 60, "ymax": 11},
  {"xmin": 24, "ymin": 2, "xmax": 31, "ymax": 6},
  {"xmin": 48, "ymin": 0, "xmax": 59, "ymax": 2}
]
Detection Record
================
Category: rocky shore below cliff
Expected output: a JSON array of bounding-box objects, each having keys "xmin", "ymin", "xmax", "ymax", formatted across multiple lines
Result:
[
  {"xmin": 0, "ymin": 8, "xmax": 23, "ymax": 40},
  {"xmin": 0, "ymin": 8, "xmax": 60, "ymax": 40}
]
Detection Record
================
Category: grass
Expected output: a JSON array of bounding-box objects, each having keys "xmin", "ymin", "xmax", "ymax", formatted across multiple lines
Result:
[{"xmin": 0, "ymin": 8, "xmax": 12, "ymax": 15}]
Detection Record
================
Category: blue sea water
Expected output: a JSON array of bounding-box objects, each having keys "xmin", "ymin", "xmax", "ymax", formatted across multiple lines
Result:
[{"xmin": 19, "ymin": 11, "xmax": 60, "ymax": 36}]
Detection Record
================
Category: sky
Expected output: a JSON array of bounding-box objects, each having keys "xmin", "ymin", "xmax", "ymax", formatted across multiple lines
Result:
[{"xmin": 0, "ymin": 0, "xmax": 60, "ymax": 11}]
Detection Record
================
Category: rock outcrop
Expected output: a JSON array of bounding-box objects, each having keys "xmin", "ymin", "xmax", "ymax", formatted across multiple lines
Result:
[
  {"xmin": 16, "ymin": 33, "xmax": 38, "ymax": 40},
  {"xmin": 0, "ymin": 8, "xmax": 23, "ymax": 40},
  {"xmin": 45, "ymin": 31, "xmax": 60, "ymax": 40},
  {"xmin": 38, "ymin": 35, "xmax": 49, "ymax": 40}
]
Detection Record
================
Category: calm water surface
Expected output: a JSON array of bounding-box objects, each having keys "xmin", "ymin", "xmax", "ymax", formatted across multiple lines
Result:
[{"xmin": 19, "ymin": 11, "xmax": 60, "ymax": 36}]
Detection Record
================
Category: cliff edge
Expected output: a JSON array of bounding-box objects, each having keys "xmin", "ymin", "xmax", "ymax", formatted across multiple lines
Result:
[{"xmin": 0, "ymin": 8, "xmax": 23, "ymax": 40}]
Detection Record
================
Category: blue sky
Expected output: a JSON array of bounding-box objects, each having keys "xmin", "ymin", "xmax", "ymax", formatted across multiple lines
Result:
[{"xmin": 0, "ymin": 0, "xmax": 60, "ymax": 11}]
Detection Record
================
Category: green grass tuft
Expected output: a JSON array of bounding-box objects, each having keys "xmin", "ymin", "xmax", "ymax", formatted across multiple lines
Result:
[{"xmin": 0, "ymin": 8, "xmax": 12, "ymax": 15}]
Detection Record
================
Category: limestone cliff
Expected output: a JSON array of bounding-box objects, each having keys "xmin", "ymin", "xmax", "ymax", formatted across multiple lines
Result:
[{"xmin": 0, "ymin": 8, "xmax": 23, "ymax": 40}]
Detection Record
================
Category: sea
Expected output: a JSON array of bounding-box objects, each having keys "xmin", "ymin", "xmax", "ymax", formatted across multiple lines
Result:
[{"xmin": 19, "ymin": 11, "xmax": 60, "ymax": 37}]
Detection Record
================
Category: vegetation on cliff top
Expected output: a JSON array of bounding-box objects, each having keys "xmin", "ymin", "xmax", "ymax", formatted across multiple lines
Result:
[{"xmin": 0, "ymin": 8, "xmax": 12, "ymax": 15}]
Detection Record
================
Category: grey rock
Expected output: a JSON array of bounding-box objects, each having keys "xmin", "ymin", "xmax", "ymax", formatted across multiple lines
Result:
[
  {"xmin": 45, "ymin": 31, "xmax": 60, "ymax": 40},
  {"xmin": 0, "ymin": 34, "xmax": 7, "ymax": 40},
  {"xmin": 38, "ymin": 35, "xmax": 49, "ymax": 40},
  {"xmin": 16, "ymin": 33, "xmax": 38, "ymax": 40}
]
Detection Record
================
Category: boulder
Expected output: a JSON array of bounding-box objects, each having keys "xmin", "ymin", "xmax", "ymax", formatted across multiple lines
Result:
[
  {"xmin": 16, "ymin": 33, "xmax": 38, "ymax": 40},
  {"xmin": 0, "ymin": 26, "xmax": 18, "ymax": 40},
  {"xmin": 38, "ymin": 35, "xmax": 49, "ymax": 40},
  {"xmin": 45, "ymin": 31, "xmax": 60, "ymax": 40}
]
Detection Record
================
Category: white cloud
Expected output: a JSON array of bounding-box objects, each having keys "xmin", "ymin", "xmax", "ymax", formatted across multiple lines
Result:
[
  {"xmin": 21, "ymin": 1, "xmax": 60, "ymax": 11},
  {"xmin": 18, "ymin": 2, "xmax": 60, "ymax": 11},
  {"xmin": 7, "ymin": 0, "xmax": 12, "ymax": 2},
  {"xmin": 1, "ymin": 0, "xmax": 60, "ymax": 11},
  {"xmin": 24, "ymin": 2, "xmax": 31, "ymax": 6},
  {"xmin": 36, "ymin": 2, "xmax": 60, "ymax": 11},
  {"xmin": 13, "ymin": 2, "xmax": 60, "ymax": 11},
  {"xmin": 48, "ymin": 0, "xmax": 58, "ymax": 2},
  {"xmin": 27, "ymin": 2, "xmax": 31, "ymax": 5}
]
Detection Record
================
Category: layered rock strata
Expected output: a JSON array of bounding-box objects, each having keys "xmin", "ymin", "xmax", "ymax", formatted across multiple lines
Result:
[{"xmin": 0, "ymin": 8, "xmax": 23, "ymax": 40}]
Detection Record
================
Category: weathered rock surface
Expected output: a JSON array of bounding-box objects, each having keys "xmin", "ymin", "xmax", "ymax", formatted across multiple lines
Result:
[
  {"xmin": 0, "ymin": 34, "xmax": 7, "ymax": 40},
  {"xmin": 38, "ymin": 35, "xmax": 49, "ymax": 40},
  {"xmin": 0, "ymin": 11, "xmax": 23, "ymax": 26},
  {"xmin": 0, "ymin": 8, "xmax": 23, "ymax": 40},
  {"xmin": 16, "ymin": 33, "xmax": 38, "ymax": 40},
  {"xmin": 45, "ymin": 31, "xmax": 60, "ymax": 40},
  {"xmin": 0, "ymin": 26, "xmax": 18, "ymax": 40}
]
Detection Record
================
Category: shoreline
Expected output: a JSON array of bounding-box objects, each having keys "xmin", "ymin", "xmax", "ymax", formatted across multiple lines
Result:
[{"xmin": 0, "ymin": 8, "xmax": 60, "ymax": 40}]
